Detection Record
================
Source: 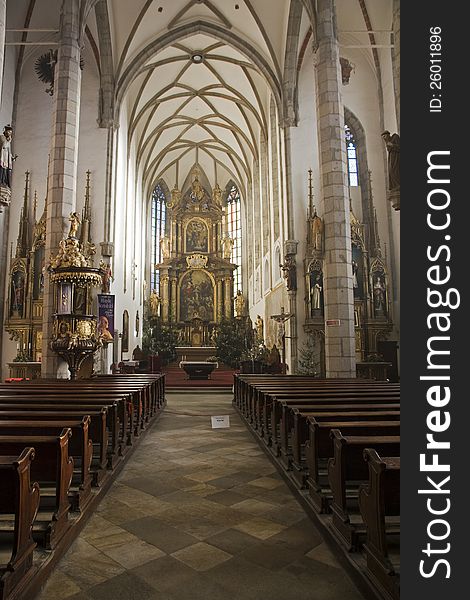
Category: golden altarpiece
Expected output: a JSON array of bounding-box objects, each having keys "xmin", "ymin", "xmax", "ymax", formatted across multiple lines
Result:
[
  {"xmin": 155, "ymin": 170, "xmax": 237, "ymax": 347},
  {"xmin": 303, "ymin": 171, "xmax": 393, "ymax": 377}
]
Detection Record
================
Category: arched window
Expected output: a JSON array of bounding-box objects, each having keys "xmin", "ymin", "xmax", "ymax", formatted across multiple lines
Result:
[
  {"xmin": 345, "ymin": 125, "xmax": 359, "ymax": 187},
  {"xmin": 226, "ymin": 184, "xmax": 242, "ymax": 292},
  {"xmin": 151, "ymin": 183, "xmax": 167, "ymax": 293}
]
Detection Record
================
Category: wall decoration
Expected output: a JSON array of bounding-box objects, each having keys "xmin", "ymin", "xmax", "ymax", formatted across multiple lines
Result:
[{"xmin": 98, "ymin": 294, "xmax": 115, "ymax": 343}]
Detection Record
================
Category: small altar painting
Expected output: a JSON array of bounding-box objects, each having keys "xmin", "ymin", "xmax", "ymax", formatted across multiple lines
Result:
[
  {"xmin": 186, "ymin": 218, "xmax": 209, "ymax": 253},
  {"xmin": 180, "ymin": 270, "xmax": 214, "ymax": 322},
  {"xmin": 10, "ymin": 269, "xmax": 26, "ymax": 318}
]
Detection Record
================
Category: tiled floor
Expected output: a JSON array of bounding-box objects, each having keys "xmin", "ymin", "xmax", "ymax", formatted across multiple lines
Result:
[{"xmin": 37, "ymin": 392, "xmax": 365, "ymax": 600}]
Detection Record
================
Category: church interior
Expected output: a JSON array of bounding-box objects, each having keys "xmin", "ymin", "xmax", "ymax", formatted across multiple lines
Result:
[{"xmin": 0, "ymin": 1, "xmax": 400, "ymax": 599}]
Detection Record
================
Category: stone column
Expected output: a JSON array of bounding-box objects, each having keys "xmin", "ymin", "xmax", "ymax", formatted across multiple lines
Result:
[
  {"xmin": 170, "ymin": 277, "xmax": 177, "ymax": 321},
  {"xmin": 216, "ymin": 279, "xmax": 223, "ymax": 321},
  {"xmin": 0, "ymin": 0, "xmax": 6, "ymax": 102},
  {"xmin": 224, "ymin": 277, "xmax": 232, "ymax": 319},
  {"xmin": 42, "ymin": 0, "xmax": 83, "ymax": 378},
  {"xmin": 315, "ymin": 0, "xmax": 355, "ymax": 377},
  {"xmin": 161, "ymin": 275, "xmax": 169, "ymax": 321},
  {"xmin": 392, "ymin": 0, "xmax": 400, "ymax": 130},
  {"xmin": 0, "ymin": 0, "xmax": 7, "ymax": 374}
]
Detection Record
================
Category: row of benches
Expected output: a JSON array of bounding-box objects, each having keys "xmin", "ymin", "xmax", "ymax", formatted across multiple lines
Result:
[
  {"xmin": 0, "ymin": 373, "xmax": 165, "ymax": 600},
  {"xmin": 234, "ymin": 374, "xmax": 400, "ymax": 600}
]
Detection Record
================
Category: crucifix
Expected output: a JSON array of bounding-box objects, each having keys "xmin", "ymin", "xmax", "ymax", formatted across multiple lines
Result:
[{"xmin": 270, "ymin": 307, "xmax": 293, "ymax": 375}]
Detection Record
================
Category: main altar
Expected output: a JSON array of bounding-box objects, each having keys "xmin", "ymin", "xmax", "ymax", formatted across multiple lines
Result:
[{"xmin": 156, "ymin": 169, "xmax": 237, "ymax": 346}]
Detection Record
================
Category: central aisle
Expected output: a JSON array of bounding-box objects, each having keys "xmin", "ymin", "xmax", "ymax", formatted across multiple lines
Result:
[{"xmin": 39, "ymin": 392, "xmax": 364, "ymax": 600}]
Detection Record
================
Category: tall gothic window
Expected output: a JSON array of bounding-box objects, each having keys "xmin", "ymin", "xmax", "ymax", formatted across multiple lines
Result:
[
  {"xmin": 226, "ymin": 184, "xmax": 242, "ymax": 293},
  {"xmin": 151, "ymin": 183, "xmax": 167, "ymax": 293},
  {"xmin": 345, "ymin": 125, "xmax": 359, "ymax": 187}
]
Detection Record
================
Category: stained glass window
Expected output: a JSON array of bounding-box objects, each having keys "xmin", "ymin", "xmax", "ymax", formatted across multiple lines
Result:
[
  {"xmin": 226, "ymin": 185, "xmax": 242, "ymax": 293},
  {"xmin": 345, "ymin": 125, "xmax": 359, "ymax": 187},
  {"xmin": 151, "ymin": 183, "xmax": 167, "ymax": 293}
]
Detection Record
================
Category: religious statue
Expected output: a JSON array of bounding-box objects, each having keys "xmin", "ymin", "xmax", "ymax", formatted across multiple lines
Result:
[
  {"xmin": 352, "ymin": 260, "xmax": 359, "ymax": 291},
  {"xmin": 222, "ymin": 236, "xmax": 234, "ymax": 259},
  {"xmin": 212, "ymin": 183, "xmax": 223, "ymax": 208},
  {"xmin": 280, "ymin": 254, "xmax": 297, "ymax": 291},
  {"xmin": 191, "ymin": 174, "xmax": 205, "ymax": 202},
  {"xmin": 98, "ymin": 315, "xmax": 113, "ymax": 341},
  {"xmin": 255, "ymin": 315, "xmax": 264, "ymax": 343},
  {"xmin": 310, "ymin": 211, "xmax": 323, "ymax": 252},
  {"xmin": 68, "ymin": 212, "xmax": 81, "ymax": 238},
  {"xmin": 373, "ymin": 275, "xmax": 386, "ymax": 315},
  {"xmin": 160, "ymin": 235, "xmax": 170, "ymax": 259},
  {"xmin": 234, "ymin": 289, "xmax": 246, "ymax": 317},
  {"xmin": 169, "ymin": 185, "xmax": 182, "ymax": 209},
  {"xmin": 149, "ymin": 290, "xmax": 161, "ymax": 317},
  {"xmin": 266, "ymin": 344, "xmax": 281, "ymax": 373},
  {"xmin": 381, "ymin": 131, "xmax": 400, "ymax": 206},
  {"xmin": 310, "ymin": 271, "xmax": 323, "ymax": 311},
  {"xmin": 0, "ymin": 125, "xmax": 17, "ymax": 189},
  {"xmin": 100, "ymin": 261, "xmax": 113, "ymax": 294}
]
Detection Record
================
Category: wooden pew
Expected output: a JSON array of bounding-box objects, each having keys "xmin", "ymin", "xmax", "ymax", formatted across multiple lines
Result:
[
  {"xmin": 0, "ymin": 395, "xmax": 125, "ymax": 461},
  {"xmin": 0, "ymin": 449, "xmax": 40, "ymax": 600},
  {"xmin": 0, "ymin": 419, "xmax": 92, "ymax": 512},
  {"xmin": 291, "ymin": 410, "xmax": 400, "ymax": 486},
  {"xmin": 0, "ymin": 408, "xmax": 108, "ymax": 482},
  {"xmin": 0, "ymin": 386, "xmax": 135, "ymax": 444},
  {"xmin": 0, "ymin": 429, "xmax": 74, "ymax": 549},
  {"xmin": 270, "ymin": 393, "xmax": 400, "ymax": 456},
  {"xmin": 328, "ymin": 431, "xmax": 400, "ymax": 550},
  {"xmin": 250, "ymin": 381, "xmax": 394, "ymax": 429},
  {"xmin": 358, "ymin": 449, "xmax": 400, "ymax": 600},
  {"xmin": 305, "ymin": 419, "xmax": 400, "ymax": 513}
]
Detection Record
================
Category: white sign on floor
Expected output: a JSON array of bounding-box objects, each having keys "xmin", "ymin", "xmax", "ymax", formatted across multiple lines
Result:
[{"xmin": 211, "ymin": 415, "xmax": 230, "ymax": 429}]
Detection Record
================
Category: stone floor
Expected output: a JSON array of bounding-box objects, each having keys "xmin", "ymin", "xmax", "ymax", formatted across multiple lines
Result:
[{"xmin": 37, "ymin": 392, "xmax": 365, "ymax": 600}]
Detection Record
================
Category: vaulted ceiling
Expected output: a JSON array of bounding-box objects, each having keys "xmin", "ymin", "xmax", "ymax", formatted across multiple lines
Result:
[{"xmin": 6, "ymin": 0, "xmax": 395, "ymax": 197}]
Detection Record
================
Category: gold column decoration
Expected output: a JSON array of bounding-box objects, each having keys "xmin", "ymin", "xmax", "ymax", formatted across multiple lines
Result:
[
  {"xmin": 170, "ymin": 277, "xmax": 177, "ymax": 321},
  {"xmin": 224, "ymin": 277, "xmax": 232, "ymax": 318},
  {"xmin": 216, "ymin": 279, "xmax": 223, "ymax": 321},
  {"xmin": 161, "ymin": 275, "xmax": 169, "ymax": 321},
  {"xmin": 171, "ymin": 221, "xmax": 177, "ymax": 256}
]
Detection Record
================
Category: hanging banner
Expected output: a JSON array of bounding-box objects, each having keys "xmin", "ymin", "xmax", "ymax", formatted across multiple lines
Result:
[{"xmin": 98, "ymin": 294, "xmax": 115, "ymax": 342}]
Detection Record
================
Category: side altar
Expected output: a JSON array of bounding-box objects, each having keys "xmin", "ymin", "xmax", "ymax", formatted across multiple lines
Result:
[{"xmin": 155, "ymin": 170, "xmax": 237, "ymax": 345}]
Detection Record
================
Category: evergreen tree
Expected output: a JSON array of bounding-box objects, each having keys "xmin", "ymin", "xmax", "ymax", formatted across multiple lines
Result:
[
  {"xmin": 214, "ymin": 317, "xmax": 251, "ymax": 368},
  {"xmin": 297, "ymin": 336, "xmax": 320, "ymax": 376},
  {"xmin": 142, "ymin": 313, "xmax": 178, "ymax": 364}
]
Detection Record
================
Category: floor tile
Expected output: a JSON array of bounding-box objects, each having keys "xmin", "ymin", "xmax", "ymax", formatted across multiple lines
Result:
[{"xmin": 171, "ymin": 542, "xmax": 232, "ymax": 571}]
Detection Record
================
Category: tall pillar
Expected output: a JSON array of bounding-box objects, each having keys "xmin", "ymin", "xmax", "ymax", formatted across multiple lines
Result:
[
  {"xmin": 0, "ymin": 0, "xmax": 8, "ymax": 376},
  {"xmin": 224, "ymin": 277, "xmax": 232, "ymax": 319},
  {"xmin": 392, "ymin": 0, "xmax": 400, "ymax": 130},
  {"xmin": 0, "ymin": 0, "xmax": 6, "ymax": 102},
  {"xmin": 42, "ymin": 0, "xmax": 83, "ymax": 378},
  {"xmin": 315, "ymin": 0, "xmax": 355, "ymax": 377}
]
